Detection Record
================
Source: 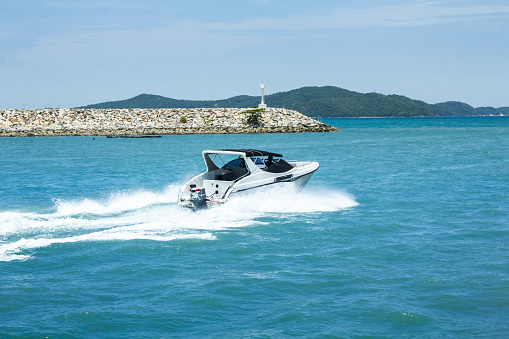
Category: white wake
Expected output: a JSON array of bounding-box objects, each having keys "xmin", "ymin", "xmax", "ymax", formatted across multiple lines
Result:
[{"xmin": 0, "ymin": 184, "xmax": 357, "ymax": 261}]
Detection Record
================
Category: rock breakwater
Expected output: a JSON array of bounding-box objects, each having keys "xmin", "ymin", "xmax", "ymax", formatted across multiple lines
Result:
[{"xmin": 0, "ymin": 108, "xmax": 337, "ymax": 137}]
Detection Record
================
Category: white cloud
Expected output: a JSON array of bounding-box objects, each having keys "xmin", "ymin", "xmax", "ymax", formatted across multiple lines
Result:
[
  {"xmin": 11, "ymin": 1, "xmax": 509, "ymax": 58},
  {"xmin": 14, "ymin": 1, "xmax": 509, "ymax": 68},
  {"xmin": 191, "ymin": 2, "xmax": 509, "ymax": 31}
]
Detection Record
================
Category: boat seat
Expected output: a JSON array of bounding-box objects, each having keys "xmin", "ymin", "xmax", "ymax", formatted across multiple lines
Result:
[
  {"xmin": 265, "ymin": 159, "xmax": 294, "ymax": 173},
  {"xmin": 232, "ymin": 167, "xmax": 248, "ymax": 179}
]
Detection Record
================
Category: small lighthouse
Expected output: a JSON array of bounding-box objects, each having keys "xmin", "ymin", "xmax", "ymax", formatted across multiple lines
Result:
[{"xmin": 258, "ymin": 83, "xmax": 267, "ymax": 109}]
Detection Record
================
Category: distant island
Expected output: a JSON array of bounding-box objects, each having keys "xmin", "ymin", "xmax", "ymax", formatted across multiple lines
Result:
[{"xmin": 79, "ymin": 86, "xmax": 508, "ymax": 118}]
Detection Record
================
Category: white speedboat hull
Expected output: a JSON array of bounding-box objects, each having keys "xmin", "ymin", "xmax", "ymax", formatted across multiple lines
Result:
[{"xmin": 178, "ymin": 149, "xmax": 318, "ymax": 209}]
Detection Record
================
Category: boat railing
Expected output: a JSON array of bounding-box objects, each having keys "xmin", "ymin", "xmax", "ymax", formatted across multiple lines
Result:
[
  {"xmin": 287, "ymin": 160, "xmax": 316, "ymax": 168},
  {"xmin": 220, "ymin": 182, "xmax": 236, "ymax": 200}
]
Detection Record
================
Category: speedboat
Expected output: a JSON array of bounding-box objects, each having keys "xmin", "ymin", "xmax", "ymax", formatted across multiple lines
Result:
[{"xmin": 178, "ymin": 149, "xmax": 319, "ymax": 208}]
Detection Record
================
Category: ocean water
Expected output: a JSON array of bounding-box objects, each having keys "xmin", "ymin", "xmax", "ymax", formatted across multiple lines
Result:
[{"xmin": 1, "ymin": 117, "xmax": 508, "ymax": 337}]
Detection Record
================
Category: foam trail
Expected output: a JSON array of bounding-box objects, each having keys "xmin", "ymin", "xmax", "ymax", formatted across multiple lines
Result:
[
  {"xmin": 224, "ymin": 185, "xmax": 358, "ymax": 214},
  {"xmin": 54, "ymin": 185, "xmax": 180, "ymax": 217},
  {"xmin": 0, "ymin": 185, "xmax": 181, "ymax": 237},
  {"xmin": 0, "ymin": 229, "xmax": 216, "ymax": 262},
  {"xmin": 0, "ymin": 184, "xmax": 358, "ymax": 261}
]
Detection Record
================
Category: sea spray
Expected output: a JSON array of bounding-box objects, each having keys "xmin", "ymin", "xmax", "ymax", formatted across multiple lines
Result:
[
  {"xmin": 0, "ymin": 184, "xmax": 357, "ymax": 261},
  {"xmin": 53, "ymin": 185, "xmax": 180, "ymax": 217},
  {"xmin": 224, "ymin": 185, "xmax": 358, "ymax": 214}
]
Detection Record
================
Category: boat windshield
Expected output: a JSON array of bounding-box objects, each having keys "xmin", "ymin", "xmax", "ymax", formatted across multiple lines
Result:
[
  {"xmin": 221, "ymin": 157, "xmax": 246, "ymax": 170},
  {"xmin": 250, "ymin": 157, "xmax": 267, "ymax": 168},
  {"xmin": 206, "ymin": 153, "xmax": 246, "ymax": 171},
  {"xmin": 205, "ymin": 151, "xmax": 284, "ymax": 172}
]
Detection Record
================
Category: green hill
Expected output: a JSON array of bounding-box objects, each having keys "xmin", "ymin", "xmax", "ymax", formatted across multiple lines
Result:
[{"xmin": 79, "ymin": 86, "xmax": 507, "ymax": 117}]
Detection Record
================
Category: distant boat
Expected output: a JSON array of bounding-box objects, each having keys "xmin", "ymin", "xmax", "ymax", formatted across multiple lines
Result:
[{"xmin": 106, "ymin": 135, "xmax": 161, "ymax": 138}]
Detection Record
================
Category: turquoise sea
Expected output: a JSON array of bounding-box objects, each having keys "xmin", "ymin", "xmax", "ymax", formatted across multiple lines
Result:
[{"xmin": 1, "ymin": 117, "xmax": 508, "ymax": 337}]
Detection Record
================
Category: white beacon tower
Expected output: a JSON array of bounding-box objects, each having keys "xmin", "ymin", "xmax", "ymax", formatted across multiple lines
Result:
[{"xmin": 258, "ymin": 83, "xmax": 267, "ymax": 109}]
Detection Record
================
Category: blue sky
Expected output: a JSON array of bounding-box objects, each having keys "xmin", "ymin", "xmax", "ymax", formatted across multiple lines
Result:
[{"xmin": 1, "ymin": 0, "xmax": 508, "ymax": 109}]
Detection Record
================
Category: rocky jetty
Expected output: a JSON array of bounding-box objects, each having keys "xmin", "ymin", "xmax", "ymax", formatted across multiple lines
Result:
[{"xmin": 0, "ymin": 108, "xmax": 337, "ymax": 137}]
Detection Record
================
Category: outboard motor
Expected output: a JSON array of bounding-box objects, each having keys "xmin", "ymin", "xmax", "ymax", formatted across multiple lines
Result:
[{"xmin": 189, "ymin": 186, "xmax": 206, "ymax": 208}]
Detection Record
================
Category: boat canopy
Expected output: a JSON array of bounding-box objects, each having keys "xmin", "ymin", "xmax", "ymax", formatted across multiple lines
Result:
[{"xmin": 205, "ymin": 149, "xmax": 283, "ymax": 158}]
